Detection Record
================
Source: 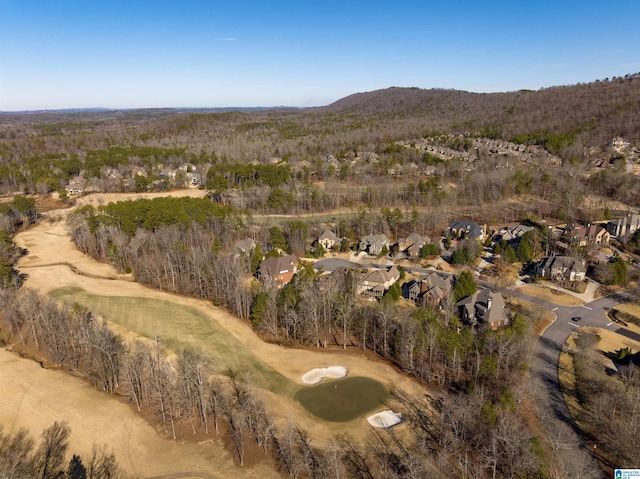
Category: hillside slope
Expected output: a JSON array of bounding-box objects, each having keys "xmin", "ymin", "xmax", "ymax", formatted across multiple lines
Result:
[{"xmin": 315, "ymin": 75, "xmax": 640, "ymax": 153}]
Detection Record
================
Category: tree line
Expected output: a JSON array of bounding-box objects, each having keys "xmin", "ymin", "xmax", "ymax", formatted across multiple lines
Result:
[
  {"xmin": 0, "ymin": 282, "xmax": 550, "ymax": 478},
  {"xmin": 0, "ymin": 203, "xmax": 582, "ymax": 477},
  {"xmin": 0, "ymin": 422, "xmax": 122, "ymax": 479},
  {"xmin": 570, "ymin": 329, "xmax": 640, "ymax": 469}
]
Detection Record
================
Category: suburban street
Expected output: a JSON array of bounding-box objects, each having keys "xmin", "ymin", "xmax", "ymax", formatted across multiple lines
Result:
[
  {"xmin": 316, "ymin": 255, "xmax": 639, "ymax": 478},
  {"xmin": 528, "ymin": 288, "xmax": 639, "ymax": 478}
]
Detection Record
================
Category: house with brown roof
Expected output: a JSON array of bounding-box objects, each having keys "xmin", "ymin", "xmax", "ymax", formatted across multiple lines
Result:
[
  {"xmin": 402, "ymin": 271, "xmax": 453, "ymax": 308},
  {"xmin": 397, "ymin": 233, "xmax": 432, "ymax": 257},
  {"xmin": 564, "ymin": 224, "xmax": 610, "ymax": 247},
  {"xmin": 257, "ymin": 255, "xmax": 298, "ymax": 286},
  {"xmin": 534, "ymin": 255, "xmax": 586, "ymax": 282},
  {"xmin": 358, "ymin": 266, "xmax": 400, "ymax": 299}
]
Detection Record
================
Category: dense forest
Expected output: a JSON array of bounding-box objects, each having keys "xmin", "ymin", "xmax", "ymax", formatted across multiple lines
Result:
[{"xmin": 0, "ymin": 77, "xmax": 638, "ymax": 232}]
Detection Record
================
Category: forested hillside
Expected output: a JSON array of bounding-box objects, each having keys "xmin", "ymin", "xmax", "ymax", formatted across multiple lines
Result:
[
  {"xmin": 318, "ymin": 74, "xmax": 640, "ymax": 157},
  {"xmin": 1, "ymin": 74, "xmax": 640, "ymax": 479}
]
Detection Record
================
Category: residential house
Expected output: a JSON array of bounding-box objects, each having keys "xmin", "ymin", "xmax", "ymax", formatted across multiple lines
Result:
[
  {"xmin": 397, "ymin": 233, "xmax": 432, "ymax": 257},
  {"xmin": 318, "ymin": 229, "xmax": 339, "ymax": 250},
  {"xmin": 496, "ymin": 224, "xmax": 534, "ymax": 242},
  {"xmin": 65, "ymin": 176, "xmax": 88, "ymax": 196},
  {"xmin": 359, "ymin": 234, "xmax": 390, "ymax": 256},
  {"xmin": 104, "ymin": 168, "xmax": 122, "ymax": 180},
  {"xmin": 358, "ymin": 266, "xmax": 400, "ymax": 299},
  {"xmin": 402, "ymin": 270, "xmax": 453, "ymax": 308},
  {"xmin": 564, "ymin": 224, "xmax": 610, "ymax": 246},
  {"xmin": 534, "ymin": 255, "xmax": 586, "ymax": 282},
  {"xmin": 448, "ymin": 220, "xmax": 485, "ymax": 241},
  {"xmin": 185, "ymin": 172, "xmax": 202, "ymax": 187},
  {"xmin": 131, "ymin": 167, "xmax": 147, "ymax": 177},
  {"xmin": 612, "ymin": 137, "xmax": 630, "ymax": 149},
  {"xmin": 606, "ymin": 214, "xmax": 640, "ymax": 238},
  {"xmin": 234, "ymin": 238, "xmax": 256, "ymax": 255},
  {"xmin": 457, "ymin": 288, "xmax": 509, "ymax": 330},
  {"xmin": 257, "ymin": 255, "xmax": 298, "ymax": 286}
]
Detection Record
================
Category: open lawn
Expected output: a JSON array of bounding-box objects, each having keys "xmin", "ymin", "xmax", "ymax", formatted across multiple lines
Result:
[
  {"xmin": 52, "ymin": 286, "xmax": 298, "ymax": 397},
  {"xmin": 508, "ymin": 297, "xmax": 555, "ymax": 336},
  {"xmin": 518, "ymin": 284, "xmax": 585, "ymax": 306},
  {"xmin": 614, "ymin": 302, "xmax": 640, "ymax": 318},
  {"xmin": 295, "ymin": 377, "xmax": 388, "ymax": 422},
  {"xmin": 612, "ymin": 303, "xmax": 640, "ymax": 326}
]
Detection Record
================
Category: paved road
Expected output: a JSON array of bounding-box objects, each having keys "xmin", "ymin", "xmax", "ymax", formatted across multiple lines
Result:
[
  {"xmin": 316, "ymin": 257, "xmax": 639, "ymax": 477},
  {"xmin": 529, "ymin": 290, "xmax": 638, "ymax": 478}
]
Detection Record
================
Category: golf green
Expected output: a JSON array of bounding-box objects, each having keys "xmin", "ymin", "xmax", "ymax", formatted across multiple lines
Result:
[{"xmin": 295, "ymin": 377, "xmax": 388, "ymax": 422}]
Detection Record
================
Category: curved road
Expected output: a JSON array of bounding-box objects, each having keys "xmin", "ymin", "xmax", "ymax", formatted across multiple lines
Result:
[
  {"xmin": 317, "ymin": 258, "xmax": 639, "ymax": 477},
  {"xmin": 529, "ymin": 289, "xmax": 638, "ymax": 479}
]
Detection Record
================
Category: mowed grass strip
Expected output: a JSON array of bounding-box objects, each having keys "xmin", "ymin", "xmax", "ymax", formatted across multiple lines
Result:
[
  {"xmin": 52, "ymin": 286, "xmax": 299, "ymax": 397},
  {"xmin": 295, "ymin": 377, "xmax": 388, "ymax": 422}
]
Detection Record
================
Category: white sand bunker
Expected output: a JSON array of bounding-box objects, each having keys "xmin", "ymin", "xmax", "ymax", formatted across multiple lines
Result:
[
  {"xmin": 301, "ymin": 366, "xmax": 348, "ymax": 384},
  {"xmin": 367, "ymin": 410, "xmax": 402, "ymax": 428}
]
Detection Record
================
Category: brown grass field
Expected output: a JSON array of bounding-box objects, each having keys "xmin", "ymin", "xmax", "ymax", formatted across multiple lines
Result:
[
  {"xmin": 0, "ymin": 349, "xmax": 275, "ymax": 479},
  {"xmin": 6, "ymin": 191, "xmax": 429, "ymax": 477},
  {"xmin": 518, "ymin": 284, "xmax": 585, "ymax": 306}
]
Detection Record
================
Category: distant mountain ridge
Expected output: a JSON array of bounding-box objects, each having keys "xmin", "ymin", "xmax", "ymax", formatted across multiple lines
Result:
[
  {"xmin": 313, "ymin": 75, "xmax": 640, "ymax": 150},
  {"xmin": 2, "ymin": 74, "xmax": 639, "ymax": 155},
  {"xmin": 0, "ymin": 106, "xmax": 297, "ymax": 115}
]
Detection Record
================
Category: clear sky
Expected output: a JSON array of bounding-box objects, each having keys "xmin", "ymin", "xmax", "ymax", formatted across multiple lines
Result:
[{"xmin": 1, "ymin": 0, "xmax": 639, "ymax": 111}]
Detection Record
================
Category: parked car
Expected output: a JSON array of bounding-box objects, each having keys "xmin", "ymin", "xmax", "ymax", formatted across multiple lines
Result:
[{"xmin": 571, "ymin": 316, "xmax": 582, "ymax": 322}]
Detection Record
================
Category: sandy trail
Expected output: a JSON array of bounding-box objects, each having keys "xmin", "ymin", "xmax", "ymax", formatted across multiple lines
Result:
[{"xmin": 7, "ymin": 191, "xmax": 430, "ymax": 475}]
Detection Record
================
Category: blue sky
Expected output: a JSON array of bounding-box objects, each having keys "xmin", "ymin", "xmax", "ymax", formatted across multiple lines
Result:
[{"xmin": 1, "ymin": 0, "xmax": 639, "ymax": 110}]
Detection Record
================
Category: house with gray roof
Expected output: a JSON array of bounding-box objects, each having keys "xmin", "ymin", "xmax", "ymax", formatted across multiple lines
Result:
[
  {"xmin": 457, "ymin": 288, "xmax": 509, "ymax": 330},
  {"xmin": 448, "ymin": 220, "xmax": 486, "ymax": 240},
  {"xmin": 606, "ymin": 214, "xmax": 640, "ymax": 238},
  {"xmin": 359, "ymin": 234, "xmax": 390, "ymax": 256},
  {"xmin": 234, "ymin": 238, "xmax": 256, "ymax": 255},
  {"xmin": 497, "ymin": 224, "xmax": 534, "ymax": 242},
  {"xmin": 318, "ymin": 229, "xmax": 339, "ymax": 250},
  {"xmin": 358, "ymin": 266, "xmax": 400, "ymax": 299}
]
